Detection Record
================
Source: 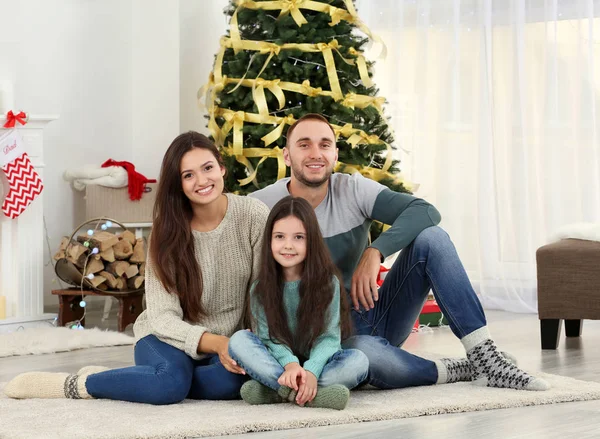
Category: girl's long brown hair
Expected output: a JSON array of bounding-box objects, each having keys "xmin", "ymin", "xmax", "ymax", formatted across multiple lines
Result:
[
  {"xmin": 255, "ymin": 196, "xmax": 352, "ymax": 356},
  {"xmin": 149, "ymin": 131, "xmax": 225, "ymax": 322}
]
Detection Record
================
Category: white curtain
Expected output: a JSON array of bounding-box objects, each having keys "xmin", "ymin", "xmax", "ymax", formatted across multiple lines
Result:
[{"xmin": 357, "ymin": 0, "xmax": 600, "ymax": 313}]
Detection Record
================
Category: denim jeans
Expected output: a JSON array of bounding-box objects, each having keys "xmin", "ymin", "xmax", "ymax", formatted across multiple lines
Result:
[
  {"xmin": 85, "ymin": 335, "xmax": 248, "ymax": 405},
  {"xmin": 228, "ymin": 330, "xmax": 369, "ymax": 390},
  {"xmin": 344, "ymin": 226, "xmax": 487, "ymax": 389}
]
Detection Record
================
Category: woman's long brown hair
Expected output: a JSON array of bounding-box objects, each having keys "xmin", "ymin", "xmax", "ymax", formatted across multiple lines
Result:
[
  {"xmin": 149, "ymin": 131, "xmax": 225, "ymax": 322},
  {"xmin": 255, "ymin": 196, "xmax": 352, "ymax": 356}
]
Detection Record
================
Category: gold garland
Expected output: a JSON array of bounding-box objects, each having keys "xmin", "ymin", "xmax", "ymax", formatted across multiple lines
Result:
[{"xmin": 212, "ymin": 108, "xmax": 398, "ymax": 186}]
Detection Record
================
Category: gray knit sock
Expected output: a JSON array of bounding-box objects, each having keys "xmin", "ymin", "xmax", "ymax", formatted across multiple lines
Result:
[
  {"xmin": 435, "ymin": 358, "xmax": 473, "ymax": 384},
  {"xmin": 277, "ymin": 385, "xmax": 295, "ymax": 402},
  {"xmin": 306, "ymin": 385, "xmax": 350, "ymax": 410},
  {"xmin": 435, "ymin": 352, "xmax": 517, "ymax": 384},
  {"xmin": 277, "ymin": 384, "xmax": 349, "ymax": 410},
  {"xmin": 463, "ymin": 327, "xmax": 550, "ymax": 391},
  {"xmin": 240, "ymin": 380, "xmax": 282, "ymax": 405}
]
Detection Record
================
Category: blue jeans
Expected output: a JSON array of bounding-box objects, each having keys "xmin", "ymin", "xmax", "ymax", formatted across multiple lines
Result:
[
  {"xmin": 85, "ymin": 335, "xmax": 248, "ymax": 405},
  {"xmin": 343, "ymin": 226, "xmax": 487, "ymax": 388},
  {"xmin": 228, "ymin": 330, "xmax": 369, "ymax": 390}
]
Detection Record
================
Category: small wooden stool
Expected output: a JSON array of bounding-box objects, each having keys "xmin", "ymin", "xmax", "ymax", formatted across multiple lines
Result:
[{"xmin": 52, "ymin": 288, "xmax": 144, "ymax": 332}]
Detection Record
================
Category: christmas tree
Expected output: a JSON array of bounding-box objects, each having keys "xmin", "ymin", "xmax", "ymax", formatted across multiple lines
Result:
[{"xmin": 202, "ymin": 0, "xmax": 410, "ymax": 199}]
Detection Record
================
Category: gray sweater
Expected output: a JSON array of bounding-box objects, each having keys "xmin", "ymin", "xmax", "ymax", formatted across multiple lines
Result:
[{"xmin": 133, "ymin": 194, "xmax": 269, "ymax": 360}]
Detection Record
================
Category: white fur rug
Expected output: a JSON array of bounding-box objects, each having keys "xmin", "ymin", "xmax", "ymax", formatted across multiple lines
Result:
[
  {"xmin": 1, "ymin": 373, "xmax": 600, "ymax": 438},
  {"xmin": 0, "ymin": 327, "xmax": 134, "ymax": 358}
]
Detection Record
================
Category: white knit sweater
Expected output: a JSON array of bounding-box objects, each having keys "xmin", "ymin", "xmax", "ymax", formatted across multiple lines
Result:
[{"xmin": 133, "ymin": 194, "xmax": 269, "ymax": 360}]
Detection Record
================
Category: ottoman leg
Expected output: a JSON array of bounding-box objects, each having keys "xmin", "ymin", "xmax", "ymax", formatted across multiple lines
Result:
[
  {"xmin": 565, "ymin": 319, "xmax": 583, "ymax": 337},
  {"xmin": 541, "ymin": 319, "xmax": 562, "ymax": 349}
]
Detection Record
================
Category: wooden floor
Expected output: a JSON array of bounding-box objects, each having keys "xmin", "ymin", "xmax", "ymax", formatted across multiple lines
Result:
[{"xmin": 2, "ymin": 307, "xmax": 600, "ymax": 439}]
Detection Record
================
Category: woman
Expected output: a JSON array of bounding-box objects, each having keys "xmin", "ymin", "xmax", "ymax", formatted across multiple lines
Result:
[{"xmin": 5, "ymin": 131, "xmax": 269, "ymax": 404}]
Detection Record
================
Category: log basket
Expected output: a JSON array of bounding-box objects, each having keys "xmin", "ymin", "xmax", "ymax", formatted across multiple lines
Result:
[{"xmin": 54, "ymin": 217, "xmax": 145, "ymax": 295}]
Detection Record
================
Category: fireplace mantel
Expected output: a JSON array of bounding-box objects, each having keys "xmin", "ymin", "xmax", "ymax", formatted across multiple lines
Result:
[{"xmin": 0, "ymin": 114, "xmax": 59, "ymax": 332}]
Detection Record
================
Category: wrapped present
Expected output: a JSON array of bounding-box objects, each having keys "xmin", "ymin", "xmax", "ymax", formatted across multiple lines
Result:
[
  {"xmin": 419, "ymin": 300, "xmax": 448, "ymax": 327},
  {"xmin": 377, "ymin": 265, "xmax": 390, "ymax": 287}
]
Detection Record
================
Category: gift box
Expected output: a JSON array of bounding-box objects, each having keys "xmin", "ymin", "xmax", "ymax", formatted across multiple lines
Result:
[{"xmin": 419, "ymin": 299, "xmax": 448, "ymax": 327}]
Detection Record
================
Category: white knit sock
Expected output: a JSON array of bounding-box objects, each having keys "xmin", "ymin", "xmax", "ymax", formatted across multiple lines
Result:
[{"xmin": 4, "ymin": 371, "xmax": 93, "ymax": 399}]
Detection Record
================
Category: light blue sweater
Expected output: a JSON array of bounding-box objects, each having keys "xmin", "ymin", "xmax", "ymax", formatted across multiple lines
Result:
[{"xmin": 251, "ymin": 276, "xmax": 341, "ymax": 379}]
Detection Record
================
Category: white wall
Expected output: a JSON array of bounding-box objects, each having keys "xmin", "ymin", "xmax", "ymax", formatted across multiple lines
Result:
[
  {"xmin": 179, "ymin": 0, "xmax": 229, "ymax": 134},
  {"xmin": 0, "ymin": 0, "xmax": 181, "ymax": 306},
  {"xmin": 132, "ymin": 0, "xmax": 181, "ymax": 179}
]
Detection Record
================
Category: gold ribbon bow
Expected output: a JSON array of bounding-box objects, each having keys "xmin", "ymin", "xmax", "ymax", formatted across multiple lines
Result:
[
  {"xmin": 262, "ymin": 114, "xmax": 296, "ymax": 147},
  {"xmin": 348, "ymin": 47, "xmax": 374, "ymax": 88},
  {"xmin": 334, "ymin": 123, "xmax": 358, "ymax": 141},
  {"xmin": 253, "ymin": 78, "xmax": 286, "ymax": 116},
  {"xmin": 226, "ymin": 146, "xmax": 287, "ymax": 186},
  {"xmin": 328, "ymin": 6, "xmax": 353, "ymax": 26},
  {"xmin": 278, "ymin": 0, "xmax": 308, "ymax": 26},
  {"xmin": 300, "ymin": 80, "xmax": 323, "ymax": 97},
  {"xmin": 341, "ymin": 93, "xmax": 386, "ymax": 112},
  {"xmin": 221, "ymin": 111, "xmax": 246, "ymax": 156}
]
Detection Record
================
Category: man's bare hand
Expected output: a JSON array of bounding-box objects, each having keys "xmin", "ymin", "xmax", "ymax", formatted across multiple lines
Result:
[{"xmin": 350, "ymin": 247, "xmax": 382, "ymax": 311}]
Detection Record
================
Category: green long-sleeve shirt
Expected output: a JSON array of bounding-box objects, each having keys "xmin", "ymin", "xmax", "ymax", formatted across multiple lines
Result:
[
  {"xmin": 251, "ymin": 276, "xmax": 341, "ymax": 379},
  {"xmin": 250, "ymin": 172, "xmax": 441, "ymax": 293}
]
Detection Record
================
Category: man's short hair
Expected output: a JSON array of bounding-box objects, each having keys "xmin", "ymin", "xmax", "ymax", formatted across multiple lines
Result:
[{"xmin": 285, "ymin": 113, "xmax": 336, "ymax": 147}]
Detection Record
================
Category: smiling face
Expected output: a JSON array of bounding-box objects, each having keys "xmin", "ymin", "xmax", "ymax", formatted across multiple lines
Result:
[
  {"xmin": 180, "ymin": 147, "xmax": 226, "ymax": 207},
  {"xmin": 271, "ymin": 215, "xmax": 307, "ymax": 278},
  {"xmin": 284, "ymin": 119, "xmax": 338, "ymax": 188}
]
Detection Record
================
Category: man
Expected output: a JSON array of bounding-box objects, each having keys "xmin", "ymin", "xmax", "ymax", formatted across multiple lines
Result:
[{"xmin": 250, "ymin": 113, "xmax": 548, "ymax": 391}]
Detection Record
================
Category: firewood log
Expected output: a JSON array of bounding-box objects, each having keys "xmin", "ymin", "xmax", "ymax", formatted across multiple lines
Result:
[
  {"xmin": 139, "ymin": 262, "xmax": 146, "ymax": 277},
  {"xmin": 100, "ymin": 271, "xmax": 119, "ymax": 289},
  {"xmin": 100, "ymin": 247, "xmax": 115, "ymax": 263},
  {"xmin": 121, "ymin": 230, "xmax": 136, "ymax": 246},
  {"xmin": 113, "ymin": 239, "xmax": 133, "ymax": 260},
  {"xmin": 83, "ymin": 257, "xmax": 104, "ymax": 275},
  {"xmin": 127, "ymin": 275, "xmax": 144, "ymax": 290},
  {"xmin": 125, "ymin": 264, "xmax": 139, "ymax": 279},
  {"xmin": 53, "ymin": 237, "xmax": 70, "ymax": 261},
  {"xmin": 66, "ymin": 242, "xmax": 89, "ymax": 267},
  {"xmin": 129, "ymin": 239, "xmax": 146, "ymax": 263},
  {"xmin": 88, "ymin": 275, "xmax": 106, "ymax": 288},
  {"xmin": 106, "ymin": 261, "xmax": 130, "ymax": 277},
  {"xmin": 77, "ymin": 231, "xmax": 119, "ymax": 251}
]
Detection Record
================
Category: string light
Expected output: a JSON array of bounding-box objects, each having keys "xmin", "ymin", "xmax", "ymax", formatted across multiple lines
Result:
[{"xmin": 63, "ymin": 218, "xmax": 119, "ymax": 331}]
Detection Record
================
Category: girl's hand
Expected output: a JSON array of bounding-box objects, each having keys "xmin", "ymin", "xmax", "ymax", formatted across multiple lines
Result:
[
  {"xmin": 217, "ymin": 336, "xmax": 246, "ymax": 375},
  {"xmin": 278, "ymin": 362, "xmax": 305, "ymax": 391},
  {"xmin": 296, "ymin": 371, "xmax": 317, "ymax": 406}
]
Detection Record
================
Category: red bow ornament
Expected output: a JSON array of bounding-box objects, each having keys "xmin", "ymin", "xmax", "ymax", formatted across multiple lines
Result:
[{"xmin": 3, "ymin": 111, "xmax": 28, "ymax": 128}]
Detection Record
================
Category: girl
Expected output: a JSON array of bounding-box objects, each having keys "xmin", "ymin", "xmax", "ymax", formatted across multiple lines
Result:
[
  {"xmin": 228, "ymin": 196, "xmax": 369, "ymax": 411},
  {"xmin": 5, "ymin": 132, "xmax": 269, "ymax": 404}
]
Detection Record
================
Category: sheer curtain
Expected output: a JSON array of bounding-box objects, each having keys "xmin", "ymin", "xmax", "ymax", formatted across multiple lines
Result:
[{"xmin": 357, "ymin": 0, "xmax": 600, "ymax": 312}]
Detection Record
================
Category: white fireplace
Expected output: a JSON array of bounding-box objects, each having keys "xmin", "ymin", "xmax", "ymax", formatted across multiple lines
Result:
[{"xmin": 0, "ymin": 114, "xmax": 58, "ymax": 332}]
